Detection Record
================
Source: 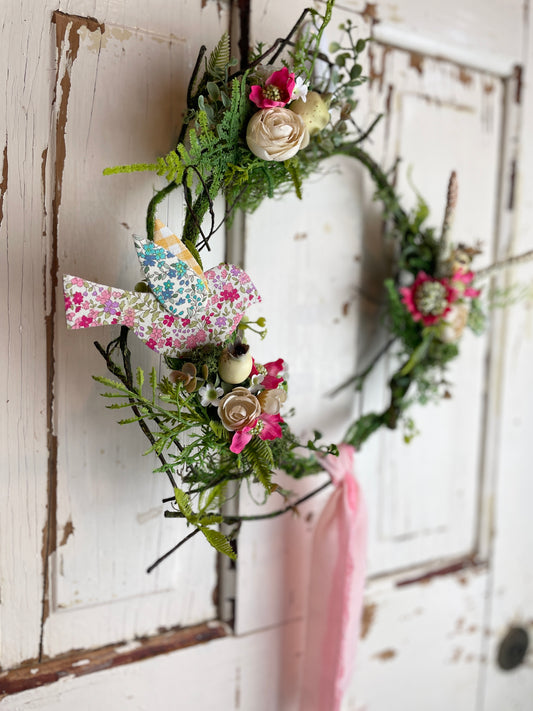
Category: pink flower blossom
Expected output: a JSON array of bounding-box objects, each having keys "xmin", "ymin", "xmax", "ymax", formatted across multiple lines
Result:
[
  {"xmin": 251, "ymin": 358, "xmax": 285, "ymax": 390},
  {"xmin": 71, "ymin": 277, "xmax": 84, "ymax": 287},
  {"xmin": 249, "ymin": 67, "xmax": 296, "ymax": 109},
  {"xmin": 400, "ymin": 272, "xmax": 457, "ymax": 326},
  {"xmin": 452, "ymin": 269, "xmax": 481, "ymax": 298},
  {"xmin": 230, "ymin": 413, "xmax": 284, "ymax": 454}
]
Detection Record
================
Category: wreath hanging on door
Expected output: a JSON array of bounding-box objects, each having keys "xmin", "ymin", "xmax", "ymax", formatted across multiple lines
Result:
[{"xmin": 63, "ymin": 0, "xmax": 531, "ymax": 567}]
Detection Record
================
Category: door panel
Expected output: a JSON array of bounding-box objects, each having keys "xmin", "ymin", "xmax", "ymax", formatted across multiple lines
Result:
[{"xmin": 1, "ymin": 0, "xmax": 532, "ymax": 708}]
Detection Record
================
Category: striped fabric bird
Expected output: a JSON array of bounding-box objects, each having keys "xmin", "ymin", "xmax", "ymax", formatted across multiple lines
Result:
[{"xmin": 63, "ymin": 220, "xmax": 261, "ymax": 355}]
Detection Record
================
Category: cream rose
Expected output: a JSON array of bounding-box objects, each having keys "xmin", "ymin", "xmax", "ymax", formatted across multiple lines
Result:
[
  {"xmin": 246, "ymin": 108, "xmax": 310, "ymax": 161},
  {"xmin": 218, "ymin": 387, "xmax": 261, "ymax": 431},
  {"xmin": 440, "ymin": 303, "xmax": 469, "ymax": 343},
  {"xmin": 257, "ymin": 387, "xmax": 287, "ymax": 415}
]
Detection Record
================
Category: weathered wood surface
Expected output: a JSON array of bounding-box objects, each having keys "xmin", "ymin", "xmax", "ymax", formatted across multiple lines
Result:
[{"xmin": 0, "ymin": 0, "xmax": 228, "ymax": 671}]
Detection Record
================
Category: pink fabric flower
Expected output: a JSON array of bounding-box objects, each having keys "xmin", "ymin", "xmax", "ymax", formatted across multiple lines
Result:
[
  {"xmin": 400, "ymin": 272, "xmax": 457, "ymax": 326},
  {"xmin": 122, "ymin": 307, "xmax": 136, "ymax": 327},
  {"xmin": 230, "ymin": 413, "xmax": 283, "ymax": 454},
  {"xmin": 452, "ymin": 269, "xmax": 481, "ymax": 298},
  {"xmin": 96, "ymin": 288, "xmax": 111, "ymax": 305},
  {"xmin": 251, "ymin": 358, "xmax": 285, "ymax": 389},
  {"xmin": 249, "ymin": 67, "xmax": 296, "ymax": 108}
]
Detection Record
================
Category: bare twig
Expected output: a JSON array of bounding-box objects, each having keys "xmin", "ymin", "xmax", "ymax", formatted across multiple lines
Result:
[{"xmin": 146, "ymin": 528, "xmax": 201, "ymax": 573}]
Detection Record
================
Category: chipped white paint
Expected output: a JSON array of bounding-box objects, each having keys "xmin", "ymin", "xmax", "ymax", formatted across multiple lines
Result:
[{"xmin": 1, "ymin": 0, "xmax": 533, "ymax": 710}]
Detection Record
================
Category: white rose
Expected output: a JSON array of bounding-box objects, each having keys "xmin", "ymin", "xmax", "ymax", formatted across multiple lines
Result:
[
  {"xmin": 217, "ymin": 387, "xmax": 261, "ymax": 431},
  {"xmin": 440, "ymin": 303, "xmax": 469, "ymax": 343},
  {"xmin": 246, "ymin": 108, "xmax": 310, "ymax": 162},
  {"xmin": 257, "ymin": 387, "xmax": 287, "ymax": 415}
]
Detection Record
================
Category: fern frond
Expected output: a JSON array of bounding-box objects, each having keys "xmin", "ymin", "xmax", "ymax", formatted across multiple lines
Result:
[
  {"xmin": 174, "ymin": 487, "xmax": 196, "ymax": 523},
  {"xmin": 284, "ymin": 158, "xmax": 303, "ymax": 200},
  {"xmin": 242, "ymin": 437, "xmax": 275, "ymax": 492},
  {"xmin": 207, "ymin": 32, "xmax": 230, "ymax": 77},
  {"xmin": 103, "ymin": 162, "xmax": 158, "ymax": 176},
  {"xmin": 201, "ymin": 527, "xmax": 237, "ymax": 560}
]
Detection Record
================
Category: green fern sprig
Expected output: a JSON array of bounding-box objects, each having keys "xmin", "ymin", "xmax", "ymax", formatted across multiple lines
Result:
[
  {"xmin": 242, "ymin": 437, "xmax": 275, "ymax": 493},
  {"xmin": 207, "ymin": 32, "xmax": 230, "ymax": 78}
]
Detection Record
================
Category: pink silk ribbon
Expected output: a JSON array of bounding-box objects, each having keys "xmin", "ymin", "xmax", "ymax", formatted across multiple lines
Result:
[{"xmin": 299, "ymin": 443, "xmax": 368, "ymax": 711}]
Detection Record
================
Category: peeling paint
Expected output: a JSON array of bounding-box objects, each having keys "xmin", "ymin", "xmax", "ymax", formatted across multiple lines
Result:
[
  {"xmin": 396, "ymin": 556, "xmax": 481, "ymax": 587},
  {"xmin": 361, "ymin": 3, "xmax": 379, "ymax": 23},
  {"xmin": 0, "ymin": 623, "xmax": 227, "ymax": 698},
  {"xmin": 0, "ymin": 141, "xmax": 7, "ymax": 227},
  {"xmin": 40, "ymin": 11, "xmax": 105, "ymax": 661},
  {"xmin": 409, "ymin": 52, "xmax": 424, "ymax": 75},
  {"xmin": 368, "ymin": 45, "xmax": 391, "ymax": 92},
  {"xmin": 136, "ymin": 507, "xmax": 162, "ymax": 524},
  {"xmin": 41, "ymin": 148, "xmax": 48, "ymax": 237},
  {"xmin": 458, "ymin": 68, "xmax": 473, "ymax": 85},
  {"xmin": 361, "ymin": 602, "xmax": 377, "ymax": 639},
  {"xmin": 514, "ymin": 64, "xmax": 523, "ymax": 104},
  {"xmin": 450, "ymin": 646, "xmax": 463, "ymax": 663},
  {"xmin": 59, "ymin": 520, "xmax": 74, "ymax": 546}
]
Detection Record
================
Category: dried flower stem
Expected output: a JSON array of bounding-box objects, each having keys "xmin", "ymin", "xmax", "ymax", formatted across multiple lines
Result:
[
  {"xmin": 440, "ymin": 171, "xmax": 458, "ymax": 248},
  {"xmin": 476, "ymin": 249, "xmax": 533, "ymax": 278}
]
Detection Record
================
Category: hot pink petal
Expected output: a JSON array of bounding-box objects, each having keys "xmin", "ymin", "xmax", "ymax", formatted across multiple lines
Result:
[
  {"xmin": 465, "ymin": 287, "xmax": 481, "ymax": 298},
  {"xmin": 262, "ymin": 374, "xmax": 283, "ymax": 389},
  {"xmin": 230, "ymin": 428, "xmax": 254, "ymax": 454},
  {"xmin": 265, "ymin": 358, "xmax": 284, "ymax": 376},
  {"xmin": 265, "ymin": 67, "xmax": 296, "ymax": 100},
  {"xmin": 249, "ymin": 68, "xmax": 296, "ymax": 108},
  {"xmin": 259, "ymin": 413, "xmax": 283, "ymax": 441}
]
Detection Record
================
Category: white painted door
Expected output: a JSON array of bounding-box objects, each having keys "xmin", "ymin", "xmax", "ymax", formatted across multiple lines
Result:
[{"xmin": 1, "ymin": 1, "xmax": 532, "ymax": 709}]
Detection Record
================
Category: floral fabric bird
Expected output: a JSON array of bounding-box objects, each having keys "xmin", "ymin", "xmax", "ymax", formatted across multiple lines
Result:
[{"xmin": 63, "ymin": 220, "xmax": 261, "ymax": 355}]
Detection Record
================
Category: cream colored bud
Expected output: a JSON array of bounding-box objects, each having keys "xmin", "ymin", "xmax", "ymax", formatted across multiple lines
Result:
[
  {"xmin": 218, "ymin": 346, "xmax": 253, "ymax": 384},
  {"xmin": 289, "ymin": 91, "xmax": 331, "ymax": 135}
]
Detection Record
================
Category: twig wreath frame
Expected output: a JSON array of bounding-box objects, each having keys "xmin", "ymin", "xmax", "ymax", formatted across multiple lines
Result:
[{"xmin": 62, "ymin": 0, "xmax": 532, "ymax": 568}]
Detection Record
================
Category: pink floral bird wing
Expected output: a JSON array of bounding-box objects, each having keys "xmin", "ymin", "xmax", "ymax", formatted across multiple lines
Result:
[
  {"xmin": 63, "ymin": 264, "xmax": 261, "ymax": 355},
  {"xmin": 134, "ymin": 236, "xmax": 209, "ymax": 318}
]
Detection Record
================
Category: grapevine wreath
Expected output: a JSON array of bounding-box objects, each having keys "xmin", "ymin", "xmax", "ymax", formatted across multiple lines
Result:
[{"xmin": 63, "ymin": 0, "xmax": 532, "ymax": 569}]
